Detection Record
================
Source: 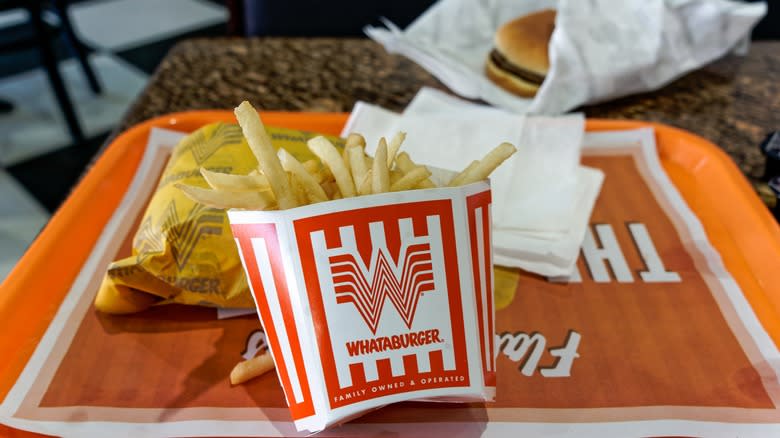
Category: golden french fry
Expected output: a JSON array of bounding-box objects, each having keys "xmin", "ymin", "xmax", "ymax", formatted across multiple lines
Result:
[
  {"xmin": 320, "ymin": 170, "xmax": 335, "ymax": 183},
  {"xmin": 303, "ymin": 159, "xmax": 332, "ymax": 184},
  {"xmin": 278, "ymin": 149, "xmax": 329, "ymax": 203},
  {"xmin": 448, "ymin": 160, "xmax": 479, "ymax": 187},
  {"xmin": 458, "ymin": 143, "xmax": 517, "ymax": 185},
  {"xmin": 302, "ymin": 159, "xmax": 320, "ymax": 174},
  {"xmin": 395, "ymin": 152, "xmax": 417, "ymax": 172},
  {"xmin": 416, "ymin": 181, "xmax": 437, "ymax": 189},
  {"xmin": 308, "ymin": 136, "xmax": 356, "ymax": 198},
  {"xmin": 391, "ymin": 167, "xmax": 433, "ymax": 192},
  {"xmin": 348, "ymin": 146, "xmax": 369, "ymax": 193},
  {"xmin": 342, "ymin": 134, "xmax": 365, "ymax": 166},
  {"xmin": 230, "ymin": 351, "xmax": 275, "ymax": 385},
  {"xmin": 321, "ymin": 180, "xmax": 340, "ymax": 199},
  {"xmin": 372, "ymin": 138, "xmax": 390, "ymax": 194},
  {"xmin": 387, "ymin": 131, "xmax": 406, "ymax": 167},
  {"xmin": 342, "ymin": 146, "xmax": 353, "ymax": 168},
  {"xmin": 389, "ymin": 169, "xmax": 404, "ymax": 185},
  {"xmin": 358, "ymin": 170, "xmax": 373, "ymax": 195},
  {"xmin": 290, "ymin": 173, "xmax": 307, "ymax": 205},
  {"xmin": 396, "ymin": 152, "xmax": 436, "ymax": 189},
  {"xmin": 235, "ymin": 101, "xmax": 298, "ymax": 209},
  {"xmin": 395, "ymin": 152, "xmax": 414, "ymax": 171},
  {"xmin": 345, "ymin": 133, "xmax": 366, "ymax": 148},
  {"xmin": 310, "ymin": 171, "xmax": 328, "ymax": 185},
  {"xmin": 176, "ymin": 184, "xmax": 275, "ymax": 210},
  {"xmin": 185, "ymin": 121, "xmax": 513, "ymax": 216},
  {"xmin": 200, "ymin": 168, "xmax": 270, "ymax": 192}
]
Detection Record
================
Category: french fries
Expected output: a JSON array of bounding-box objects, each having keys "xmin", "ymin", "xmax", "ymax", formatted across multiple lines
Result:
[
  {"xmin": 175, "ymin": 102, "xmax": 518, "ymax": 387},
  {"xmin": 235, "ymin": 101, "xmax": 298, "ymax": 209},
  {"xmin": 303, "ymin": 159, "xmax": 332, "ymax": 184},
  {"xmin": 348, "ymin": 146, "xmax": 369, "ymax": 193},
  {"xmin": 447, "ymin": 160, "xmax": 479, "ymax": 187},
  {"xmin": 458, "ymin": 142, "xmax": 517, "ymax": 185},
  {"xmin": 175, "ymin": 184, "xmax": 275, "ymax": 210},
  {"xmin": 200, "ymin": 168, "xmax": 270, "ymax": 192},
  {"xmin": 391, "ymin": 166, "xmax": 432, "ymax": 192},
  {"xmin": 396, "ymin": 152, "xmax": 436, "ymax": 189},
  {"xmin": 386, "ymin": 131, "xmax": 406, "ymax": 167},
  {"xmin": 308, "ymin": 136, "xmax": 356, "ymax": 198},
  {"xmin": 342, "ymin": 133, "xmax": 365, "ymax": 166},
  {"xmin": 230, "ymin": 351, "xmax": 275, "ymax": 385},
  {"xmin": 372, "ymin": 138, "xmax": 390, "ymax": 194},
  {"xmin": 358, "ymin": 170, "xmax": 373, "ymax": 196},
  {"xmin": 278, "ymin": 149, "xmax": 329, "ymax": 204},
  {"xmin": 178, "ymin": 101, "xmax": 517, "ymax": 213},
  {"xmin": 345, "ymin": 133, "xmax": 366, "ymax": 149}
]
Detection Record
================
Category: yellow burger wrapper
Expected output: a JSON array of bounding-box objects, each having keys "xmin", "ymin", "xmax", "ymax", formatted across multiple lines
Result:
[{"xmin": 94, "ymin": 122, "xmax": 344, "ymax": 314}]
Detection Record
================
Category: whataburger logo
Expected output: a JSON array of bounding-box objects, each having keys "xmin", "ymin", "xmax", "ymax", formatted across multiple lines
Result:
[
  {"xmin": 309, "ymin": 215, "xmax": 449, "ymax": 367},
  {"xmin": 328, "ymin": 235, "xmax": 435, "ymax": 334},
  {"xmin": 294, "ymin": 199, "xmax": 473, "ymax": 407},
  {"xmin": 311, "ymin": 217, "xmax": 441, "ymax": 336}
]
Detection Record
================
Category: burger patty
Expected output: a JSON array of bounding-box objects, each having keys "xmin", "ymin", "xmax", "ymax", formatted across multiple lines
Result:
[{"xmin": 489, "ymin": 50, "xmax": 546, "ymax": 85}]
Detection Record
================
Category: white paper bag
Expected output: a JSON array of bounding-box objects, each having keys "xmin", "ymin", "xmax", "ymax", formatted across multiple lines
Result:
[{"xmin": 366, "ymin": 0, "xmax": 766, "ymax": 114}]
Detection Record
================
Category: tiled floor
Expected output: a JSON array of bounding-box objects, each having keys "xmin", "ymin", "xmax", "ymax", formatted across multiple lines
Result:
[
  {"xmin": 71, "ymin": 0, "xmax": 227, "ymax": 51},
  {"xmin": 0, "ymin": 168, "xmax": 48, "ymax": 280},
  {"xmin": 0, "ymin": 53, "xmax": 148, "ymax": 166},
  {"xmin": 0, "ymin": 0, "xmax": 227, "ymax": 282}
]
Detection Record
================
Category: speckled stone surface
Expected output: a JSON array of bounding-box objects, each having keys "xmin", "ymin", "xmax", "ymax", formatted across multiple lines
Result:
[{"xmin": 117, "ymin": 37, "xmax": 779, "ymax": 188}]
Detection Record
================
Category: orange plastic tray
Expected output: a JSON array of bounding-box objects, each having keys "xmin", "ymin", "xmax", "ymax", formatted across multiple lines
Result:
[{"xmin": 1, "ymin": 111, "xmax": 779, "ymax": 436}]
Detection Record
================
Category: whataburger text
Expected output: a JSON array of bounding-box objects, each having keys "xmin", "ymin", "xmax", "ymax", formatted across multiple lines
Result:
[{"xmin": 346, "ymin": 329, "xmax": 444, "ymax": 357}]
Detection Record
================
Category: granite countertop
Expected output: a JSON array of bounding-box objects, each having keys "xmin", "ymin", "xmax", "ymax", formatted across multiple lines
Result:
[{"xmin": 118, "ymin": 38, "xmax": 780, "ymax": 196}]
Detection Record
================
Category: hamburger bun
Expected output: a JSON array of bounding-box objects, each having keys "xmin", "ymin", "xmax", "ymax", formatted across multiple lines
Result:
[{"xmin": 485, "ymin": 9, "xmax": 556, "ymax": 97}]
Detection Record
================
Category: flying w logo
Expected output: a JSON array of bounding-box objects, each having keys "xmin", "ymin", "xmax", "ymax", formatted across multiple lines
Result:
[
  {"xmin": 311, "ymin": 216, "xmax": 442, "ymax": 334},
  {"xmin": 330, "ymin": 242, "xmax": 435, "ymax": 334},
  {"xmin": 134, "ymin": 200, "xmax": 223, "ymax": 269}
]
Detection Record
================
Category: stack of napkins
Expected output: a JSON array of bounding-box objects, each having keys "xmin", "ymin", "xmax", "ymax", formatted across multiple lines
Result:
[{"xmin": 343, "ymin": 87, "xmax": 604, "ymax": 277}]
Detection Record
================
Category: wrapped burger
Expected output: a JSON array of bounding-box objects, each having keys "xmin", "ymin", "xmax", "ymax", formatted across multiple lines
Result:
[{"xmin": 94, "ymin": 121, "xmax": 344, "ymax": 314}]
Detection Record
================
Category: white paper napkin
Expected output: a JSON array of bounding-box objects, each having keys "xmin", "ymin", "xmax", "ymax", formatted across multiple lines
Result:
[
  {"xmin": 342, "ymin": 88, "xmax": 604, "ymax": 276},
  {"xmin": 366, "ymin": 0, "xmax": 766, "ymax": 114}
]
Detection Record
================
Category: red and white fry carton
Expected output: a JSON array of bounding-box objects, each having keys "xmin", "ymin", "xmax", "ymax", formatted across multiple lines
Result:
[{"xmin": 228, "ymin": 181, "xmax": 496, "ymax": 432}]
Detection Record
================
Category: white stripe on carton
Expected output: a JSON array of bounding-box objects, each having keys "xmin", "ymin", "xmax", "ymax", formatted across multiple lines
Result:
[{"xmin": 249, "ymin": 237, "xmax": 305, "ymax": 404}]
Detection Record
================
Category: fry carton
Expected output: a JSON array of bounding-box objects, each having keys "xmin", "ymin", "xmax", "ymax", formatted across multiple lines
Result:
[{"xmin": 228, "ymin": 182, "xmax": 496, "ymax": 432}]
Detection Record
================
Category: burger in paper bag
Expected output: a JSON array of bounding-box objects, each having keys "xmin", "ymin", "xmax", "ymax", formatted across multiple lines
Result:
[{"xmin": 485, "ymin": 9, "xmax": 556, "ymax": 97}]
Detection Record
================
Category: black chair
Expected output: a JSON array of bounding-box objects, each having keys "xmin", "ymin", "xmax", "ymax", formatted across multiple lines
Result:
[{"xmin": 0, "ymin": 0, "xmax": 101, "ymax": 143}]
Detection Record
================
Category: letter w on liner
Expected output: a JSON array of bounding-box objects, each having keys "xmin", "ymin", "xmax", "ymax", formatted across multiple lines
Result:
[{"xmin": 312, "ymin": 217, "xmax": 440, "ymax": 334}]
